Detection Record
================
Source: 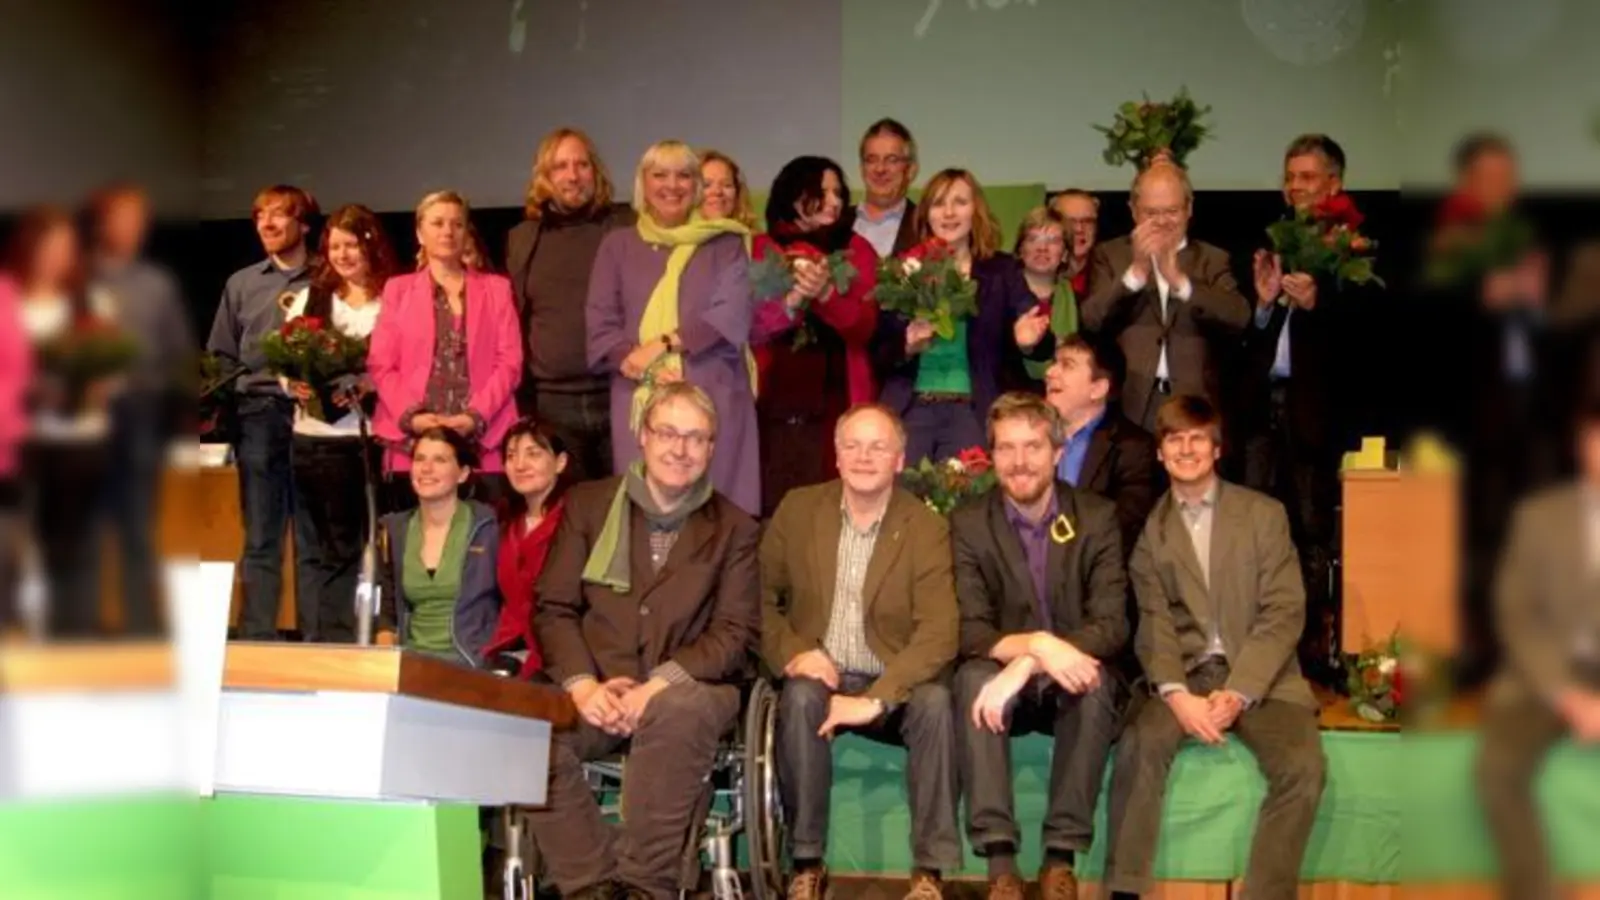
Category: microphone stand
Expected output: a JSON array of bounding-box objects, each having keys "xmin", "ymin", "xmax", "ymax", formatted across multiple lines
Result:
[{"xmin": 352, "ymin": 385, "xmax": 381, "ymax": 646}]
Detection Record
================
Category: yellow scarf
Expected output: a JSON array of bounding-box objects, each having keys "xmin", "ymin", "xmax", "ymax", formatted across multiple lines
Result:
[{"xmin": 630, "ymin": 212, "xmax": 758, "ymax": 431}]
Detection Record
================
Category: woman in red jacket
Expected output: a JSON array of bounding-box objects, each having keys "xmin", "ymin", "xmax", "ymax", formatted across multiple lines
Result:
[
  {"xmin": 749, "ymin": 156, "xmax": 879, "ymax": 517},
  {"xmin": 482, "ymin": 417, "xmax": 569, "ymax": 677}
]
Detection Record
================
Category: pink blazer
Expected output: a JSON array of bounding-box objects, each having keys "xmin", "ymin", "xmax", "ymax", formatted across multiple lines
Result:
[
  {"xmin": 368, "ymin": 270, "xmax": 523, "ymax": 473},
  {"xmin": 0, "ymin": 277, "xmax": 30, "ymax": 479}
]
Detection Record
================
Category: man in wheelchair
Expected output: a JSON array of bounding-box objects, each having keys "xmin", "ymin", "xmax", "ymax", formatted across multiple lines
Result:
[
  {"xmin": 527, "ymin": 384, "xmax": 762, "ymax": 900},
  {"xmin": 759, "ymin": 403, "xmax": 962, "ymax": 900}
]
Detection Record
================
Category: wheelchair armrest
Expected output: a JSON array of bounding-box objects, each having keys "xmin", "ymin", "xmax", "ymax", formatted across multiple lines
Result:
[{"xmin": 487, "ymin": 652, "xmax": 525, "ymax": 678}]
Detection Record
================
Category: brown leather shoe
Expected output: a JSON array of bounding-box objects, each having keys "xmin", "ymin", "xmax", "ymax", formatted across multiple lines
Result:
[
  {"xmin": 1039, "ymin": 863, "xmax": 1079, "ymax": 900},
  {"xmin": 905, "ymin": 871, "xmax": 945, "ymax": 900},
  {"xmin": 787, "ymin": 866, "xmax": 828, "ymax": 900},
  {"xmin": 986, "ymin": 873, "xmax": 1025, "ymax": 900}
]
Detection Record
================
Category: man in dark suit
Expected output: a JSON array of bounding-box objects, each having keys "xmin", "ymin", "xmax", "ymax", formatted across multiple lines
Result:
[
  {"xmin": 1105, "ymin": 395, "xmax": 1325, "ymax": 900},
  {"xmin": 1081, "ymin": 164, "xmax": 1251, "ymax": 432},
  {"xmin": 759, "ymin": 402, "xmax": 961, "ymax": 900},
  {"xmin": 854, "ymin": 118, "xmax": 921, "ymax": 258},
  {"xmin": 505, "ymin": 126, "xmax": 636, "ymax": 481},
  {"xmin": 1042, "ymin": 333, "xmax": 1162, "ymax": 557},
  {"xmin": 530, "ymin": 383, "xmax": 760, "ymax": 900},
  {"xmin": 1241, "ymin": 133, "xmax": 1356, "ymax": 679},
  {"xmin": 950, "ymin": 393, "xmax": 1128, "ymax": 900},
  {"xmin": 1476, "ymin": 392, "xmax": 1600, "ymax": 900}
]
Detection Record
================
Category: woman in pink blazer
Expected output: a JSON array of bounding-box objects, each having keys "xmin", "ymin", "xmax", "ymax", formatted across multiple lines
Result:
[
  {"xmin": 369, "ymin": 191, "xmax": 522, "ymax": 510},
  {"xmin": 0, "ymin": 274, "xmax": 31, "ymax": 635}
]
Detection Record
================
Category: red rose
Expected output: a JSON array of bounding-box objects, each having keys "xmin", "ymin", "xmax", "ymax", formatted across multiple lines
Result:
[
  {"xmin": 1350, "ymin": 235, "xmax": 1373, "ymax": 253},
  {"xmin": 786, "ymin": 242, "xmax": 825, "ymax": 261},
  {"xmin": 1313, "ymin": 195, "xmax": 1364, "ymax": 230},
  {"xmin": 906, "ymin": 237, "xmax": 948, "ymax": 262},
  {"xmin": 956, "ymin": 446, "xmax": 991, "ymax": 475},
  {"xmin": 1034, "ymin": 299, "xmax": 1052, "ymax": 318},
  {"xmin": 1437, "ymin": 192, "xmax": 1485, "ymax": 226},
  {"xmin": 1390, "ymin": 668, "xmax": 1405, "ymax": 707}
]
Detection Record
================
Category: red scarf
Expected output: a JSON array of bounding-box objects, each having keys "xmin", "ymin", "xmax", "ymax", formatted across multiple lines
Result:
[{"xmin": 485, "ymin": 498, "xmax": 565, "ymax": 676}]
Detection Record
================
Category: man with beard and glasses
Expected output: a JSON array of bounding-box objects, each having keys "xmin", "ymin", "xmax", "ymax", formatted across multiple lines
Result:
[
  {"xmin": 208, "ymin": 184, "xmax": 318, "ymax": 640},
  {"xmin": 530, "ymin": 382, "xmax": 759, "ymax": 900},
  {"xmin": 1103, "ymin": 394, "xmax": 1324, "ymax": 900},
  {"xmin": 759, "ymin": 402, "xmax": 961, "ymax": 900},
  {"xmin": 950, "ymin": 392, "xmax": 1128, "ymax": 900},
  {"xmin": 506, "ymin": 127, "xmax": 636, "ymax": 482}
]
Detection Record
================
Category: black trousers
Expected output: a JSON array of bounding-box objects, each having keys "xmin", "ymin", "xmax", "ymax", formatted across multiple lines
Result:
[
  {"xmin": 24, "ymin": 440, "xmax": 111, "ymax": 638},
  {"xmin": 291, "ymin": 434, "xmax": 382, "ymax": 642},
  {"xmin": 952, "ymin": 659, "xmax": 1123, "ymax": 857},
  {"xmin": 531, "ymin": 385, "xmax": 613, "ymax": 485},
  {"xmin": 776, "ymin": 674, "xmax": 962, "ymax": 873},
  {"xmin": 0, "ymin": 478, "xmax": 22, "ymax": 632},
  {"xmin": 1242, "ymin": 382, "xmax": 1339, "ymax": 672}
]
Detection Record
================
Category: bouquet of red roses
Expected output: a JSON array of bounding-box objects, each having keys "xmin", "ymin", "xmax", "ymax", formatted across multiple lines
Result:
[
  {"xmin": 1265, "ymin": 194, "xmax": 1383, "ymax": 292},
  {"xmin": 872, "ymin": 237, "xmax": 978, "ymax": 341},
  {"xmin": 35, "ymin": 316, "xmax": 139, "ymax": 413},
  {"xmin": 749, "ymin": 240, "xmax": 858, "ymax": 349},
  {"xmin": 259, "ymin": 316, "xmax": 369, "ymax": 421},
  {"xmin": 1423, "ymin": 192, "xmax": 1535, "ymax": 288},
  {"xmin": 899, "ymin": 447, "xmax": 997, "ymax": 515}
]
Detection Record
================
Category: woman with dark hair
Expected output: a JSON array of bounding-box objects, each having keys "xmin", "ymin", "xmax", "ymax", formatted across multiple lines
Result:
[
  {"xmin": 373, "ymin": 426, "xmax": 501, "ymax": 665},
  {"xmin": 482, "ymin": 417, "xmax": 570, "ymax": 676},
  {"xmin": 6, "ymin": 206, "xmax": 118, "ymax": 637},
  {"xmin": 873, "ymin": 168, "xmax": 1043, "ymax": 463},
  {"xmin": 749, "ymin": 155, "xmax": 879, "ymax": 515},
  {"xmin": 281, "ymin": 203, "xmax": 399, "ymax": 642}
]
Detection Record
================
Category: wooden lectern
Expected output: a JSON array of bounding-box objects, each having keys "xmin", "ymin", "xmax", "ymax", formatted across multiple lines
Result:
[{"xmin": 1340, "ymin": 470, "xmax": 1460, "ymax": 654}]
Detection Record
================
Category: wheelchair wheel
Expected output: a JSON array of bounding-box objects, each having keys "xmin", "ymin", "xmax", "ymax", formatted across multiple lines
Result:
[{"xmin": 742, "ymin": 679, "xmax": 787, "ymax": 900}]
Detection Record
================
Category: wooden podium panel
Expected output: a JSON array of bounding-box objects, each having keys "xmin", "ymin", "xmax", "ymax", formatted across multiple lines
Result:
[
  {"xmin": 0, "ymin": 642, "xmax": 173, "ymax": 693},
  {"xmin": 159, "ymin": 465, "xmax": 298, "ymax": 632},
  {"xmin": 1340, "ymin": 471, "xmax": 1460, "ymax": 653}
]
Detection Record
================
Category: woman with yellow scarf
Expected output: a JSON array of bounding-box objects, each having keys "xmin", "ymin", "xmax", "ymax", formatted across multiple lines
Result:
[{"xmin": 585, "ymin": 140, "xmax": 762, "ymax": 516}]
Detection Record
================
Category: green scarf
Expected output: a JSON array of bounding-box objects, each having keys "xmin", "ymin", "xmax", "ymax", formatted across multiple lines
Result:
[
  {"xmin": 581, "ymin": 461, "xmax": 716, "ymax": 593},
  {"xmin": 1024, "ymin": 278, "xmax": 1081, "ymax": 380},
  {"xmin": 630, "ymin": 211, "xmax": 756, "ymax": 431}
]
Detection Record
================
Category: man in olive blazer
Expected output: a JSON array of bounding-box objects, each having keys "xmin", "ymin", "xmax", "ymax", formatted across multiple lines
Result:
[
  {"xmin": 760, "ymin": 404, "xmax": 961, "ymax": 900},
  {"xmin": 1476, "ymin": 396, "xmax": 1600, "ymax": 900},
  {"xmin": 1103, "ymin": 395, "xmax": 1323, "ymax": 900},
  {"xmin": 1081, "ymin": 165, "xmax": 1250, "ymax": 432}
]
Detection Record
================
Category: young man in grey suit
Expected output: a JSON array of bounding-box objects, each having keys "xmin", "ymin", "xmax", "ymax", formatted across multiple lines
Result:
[
  {"xmin": 1104, "ymin": 395, "xmax": 1325, "ymax": 900},
  {"xmin": 1476, "ymin": 391, "xmax": 1600, "ymax": 900}
]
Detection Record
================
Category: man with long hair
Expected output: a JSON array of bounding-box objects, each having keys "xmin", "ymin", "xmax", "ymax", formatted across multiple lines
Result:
[
  {"xmin": 207, "ymin": 184, "xmax": 318, "ymax": 640},
  {"xmin": 505, "ymin": 127, "xmax": 636, "ymax": 482}
]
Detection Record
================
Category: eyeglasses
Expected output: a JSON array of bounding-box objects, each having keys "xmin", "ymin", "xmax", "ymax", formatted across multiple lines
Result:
[
  {"xmin": 838, "ymin": 441, "xmax": 896, "ymax": 459},
  {"xmin": 1063, "ymin": 216, "xmax": 1099, "ymax": 229},
  {"xmin": 862, "ymin": 154, "xmax": 910, "ymax": 169},
  {"xmin": 646, "ymin": 424, "xmax": 712, "ymax": 451},
  {"xmin": 1023, "ymin": 233, "xmax": 1065, "ymax": 248}
]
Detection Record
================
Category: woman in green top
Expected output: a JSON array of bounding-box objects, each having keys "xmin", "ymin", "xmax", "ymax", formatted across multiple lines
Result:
[{"xmin": 374, "ymin": 427, "xmax": 501, "ymax": 666}]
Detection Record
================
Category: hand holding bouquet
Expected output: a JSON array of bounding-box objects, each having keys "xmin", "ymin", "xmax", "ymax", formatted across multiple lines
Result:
[
  {"xmin": 259, "ymin": 316, "xmax": 369, "ymax": 421},
  {"xmin": 750, "ymin": 240, "xmax": 857, "ymax": 349},
  {"xmin": 1265, "ymin": 194, "xmax": 1383, "ymax": 292},
  {"xmin": 1424, "ymin": 192, "xmax": 1535, "ymax": 289},
  {"xmin": 872, "ymin": 237, "xmax": 978, "ymax": 341},
  {"xmin": 36, "ymin": 316, "xmax": 138, "ymax": 414}
]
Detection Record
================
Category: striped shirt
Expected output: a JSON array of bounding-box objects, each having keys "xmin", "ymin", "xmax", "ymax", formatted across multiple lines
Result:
[{"xmin": 822, "ymin": 504, "xmax": 885, "ymax": 675}]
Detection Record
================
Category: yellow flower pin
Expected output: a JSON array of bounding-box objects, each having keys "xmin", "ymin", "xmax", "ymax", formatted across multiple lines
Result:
[{"xmin": 1050, "ymin": 514, "xmax": 1076, "ymax": 545}]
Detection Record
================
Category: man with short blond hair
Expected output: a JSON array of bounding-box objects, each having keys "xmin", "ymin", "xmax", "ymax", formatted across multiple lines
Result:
[
  {"xmin": 507, "ymin": 127, "xmax": 636, "ymax": 480},
  {"xmin": 761, "ymin": 402, "xmax": 961, "ymax": 900}
]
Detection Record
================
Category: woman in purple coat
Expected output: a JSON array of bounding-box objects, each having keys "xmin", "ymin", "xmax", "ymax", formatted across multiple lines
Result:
[{"xmin": 586, "ymin": 140, "xmax": 760, "ymax": 515}]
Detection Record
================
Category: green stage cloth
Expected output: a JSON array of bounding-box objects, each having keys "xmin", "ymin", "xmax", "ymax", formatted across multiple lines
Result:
[
  {"xmin": 821, "ymin": 730, "xmax": 1600, "ymax": 881},
  {"xmin": 0, "ymin": 794, "xmax": 198, "ymax": 900},
  {"xmin": 204, "ymin": 794, "xmax": 480, "ymax": 900}
]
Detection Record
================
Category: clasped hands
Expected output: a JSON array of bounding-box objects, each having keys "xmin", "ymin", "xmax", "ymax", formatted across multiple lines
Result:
[
  {"xmin": 621, "ymin": 334, "xmax": 682, "ymax": 382},
  {"xmin": 410, "ymin": 410, "xmax": 476, "ymax": 436},
  {"xmin": 1164, "ymin": 687, "xmax": 1247, "ymax": 746},
  {"xmin": 1126, "ymin": 220, "xmax": 1189, "ymax": 293},
  {"xmin": 970, "ymin": 633, "xmax": 1101, "ymax": 734},
  {"xmin": 783, "ymin": 649, "xmax": 885, "ymax": 739},
  {"xmin": 784, "ymin": 258, "xmax": 832, "ymax": 311},
  {"xmin": 571, "ymin": 675, "xmax": 671, "ymax": 737}
]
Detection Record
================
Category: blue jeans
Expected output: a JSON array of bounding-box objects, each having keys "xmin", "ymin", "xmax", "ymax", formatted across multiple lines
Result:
[
  {"xmin": 102, "ymin": 391, "xmax": 168, "ymax": 636},
  {"xmin": 903, "ymin": 398, "xmax": 985, "ymax": 465},
  {"xmin": 233, "ymin": 397, "xmax": 295, "ymax": 639}
]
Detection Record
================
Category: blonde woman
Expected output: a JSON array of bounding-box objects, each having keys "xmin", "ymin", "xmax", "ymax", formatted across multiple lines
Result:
[
  {"xmin": 585, "ymin": 140, "xmax": 759, "ymax": 515},
  {"xmin": 369, "ymin": 191, "xmax": 523, "ymax": 509},
  {"xmin": 698, "ymin": 149, "xmax": 757, "ymax": 230},
  {"xmin": 1013, "ymin": 205, "xmax": 1081, "ymax": 379}
]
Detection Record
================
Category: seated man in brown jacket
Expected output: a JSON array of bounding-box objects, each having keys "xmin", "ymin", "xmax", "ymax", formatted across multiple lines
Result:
[
  {"xmin": 530, "ymin": 383, "xmax": 761, "ymax": 900},
  {"xmin": 1104, "ymin": 395, "xmax": 1325, "ymax": 900},
  {"xmin": 760, "ymin": 403, "xmax": 961, "ymax": 900}
]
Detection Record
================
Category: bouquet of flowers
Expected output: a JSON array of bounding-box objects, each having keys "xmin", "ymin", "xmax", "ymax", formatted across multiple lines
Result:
[
  {"xmin": 1346, "ymin": 633, "xmax": 1402, "ymax": 724},
  {"xmin": 1423, "ymin": 192, "xmax": 1535, "ymax": 288},
  {"xmin": 900, "ymin": 447, "xmax": 997, "ymax": 515},
  {"xmin": 1266, "ymin": 194, "xmax": 1384, "ymax": 291},
  {"xmin": 195, "ymin": 350, "xmax": 246, "ymax": 438},
  {"xmin": 259, "ymin": 316, "xmax": 369, "ymax": 421},
  {"xmin": 1093, "ymin": 87, "xmax": 1213, "ymax": 169},
  {"xmin": 749, "ymin": 241, "xmax": 857, "ymax": 349},
  {"xmin": 35, "ymin": 317, "xmax": 139, "ymax": 414},
  {"xmin": 872, "ymin": 237, "xmax": 978, "ymax": 341}
]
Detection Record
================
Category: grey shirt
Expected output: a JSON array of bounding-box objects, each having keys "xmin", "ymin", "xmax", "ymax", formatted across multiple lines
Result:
[
  {"xmin": 206, "ymin": 257, "xmax": 311, "ymax": 395},
  {"xmin": 93, "ymin": 259, "xmax": 194, "ymax": 393}
]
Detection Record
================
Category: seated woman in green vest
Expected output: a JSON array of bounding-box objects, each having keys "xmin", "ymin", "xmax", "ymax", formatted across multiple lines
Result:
[{"xmin": 374, "ymin": 427, "xmax": 501, "ymax": 666}]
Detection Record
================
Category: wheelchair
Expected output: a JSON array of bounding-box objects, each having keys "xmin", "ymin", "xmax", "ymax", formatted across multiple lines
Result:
[{"xmin": 498, "ymin": 677, "xmax": 788, "ymax": 900}]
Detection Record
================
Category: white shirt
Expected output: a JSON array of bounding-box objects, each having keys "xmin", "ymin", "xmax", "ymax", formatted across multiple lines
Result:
[
  {"xmin": 1121, "ymin": 239, "xmax": 1192, "ymax": 381},
  {"xmin": 20, "ymin": 293, "xmax": 118, "ymax": 441},
  {"xmin": 281, "ymin": 287, "xmax": 382, "ymax": 438},
  {"xmin": 854, "ymin": 199, "xmax": 908, "ymax": 258}
]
